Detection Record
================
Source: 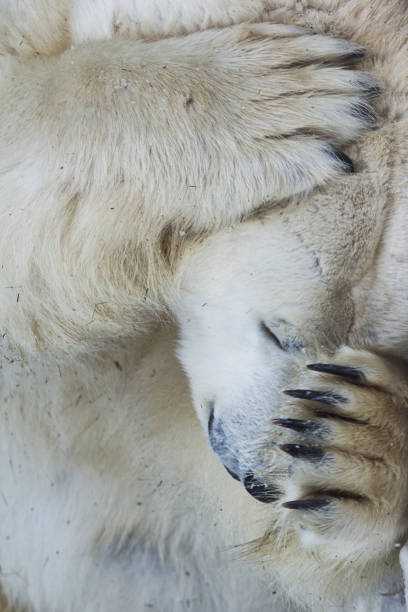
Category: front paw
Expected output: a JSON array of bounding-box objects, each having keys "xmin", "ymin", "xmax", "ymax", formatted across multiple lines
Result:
[
  {"xmin": 271, "ymin": 348, "xmax": 408, "ymax": 558},
  {"xmin": 214, "ymin": 23, "xmax": 380, "ymax": 203}
]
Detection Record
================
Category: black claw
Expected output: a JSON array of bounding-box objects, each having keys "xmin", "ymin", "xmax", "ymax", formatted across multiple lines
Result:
[
  {"xmin": 225, "ymin": 466, "xmax": 240, "ymax": 482},
  {"xmin": 366, "ymin": 84, "xmax": 382, "ymax": 99},
  {"xmin": 272, "ymin": 418, "xmax": 320, "ymax": 433},
  {"xmin": 327, "ymin": 148, "xmax": 354, "ymax": 173},
  {"xmin": 243, "ymin": 473, "xmax": 280, "ymax": 503},
  {"xmin": 349, "ymin": 102, "xmax": 377, "ymax": 126},
  {"xmin": 283, "ymin": 389, "xmax": 346, "ymax": 405},
  {"xmin": 335, "ymin": 50, "xmax": 366, "ymax": 66},
  {"xmin": 279, "ymin": 444, "xmax": 324, "ymax": 462},
  {"xmin": 283, "ymin": 499, "xmax": 330, "ymax": 511},
  {"xmin": 208, "ymin": 404, "xmax": 215, "ymax": 436},
  {"xmin": 356, "ymin": 79, "xmax": 382, "ymax": 100},
  {"xmin": 307, "ymin": 363, "xmax": 365, "ymax": 384}
]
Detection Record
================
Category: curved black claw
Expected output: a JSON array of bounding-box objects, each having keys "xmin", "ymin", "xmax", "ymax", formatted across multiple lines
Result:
[
  {"xmin": 243, "ymin": 473, "xmax": 280, "ymax": 504},
  {"xmin": 336, "ymin": 50, "xmax": 366, "ymax": 66},
  {"xmin": 272, "ymin": 418, "xmax": 321, "ymax": 433},
  {"xmin": 225, "ymin": 466, "xmax": 240, "ymax": 482},
  {"xmin": 350, "ymin": 101, "xmax": 377, "ymax": 126},
  {"xmin": 356, "ymin": 78, "xmax": 382, "ymax": 100},
  {"xmin": 283, "ymin": 499, "xmax": 330, "ymax": 511},
  {"xmin": 283, "ymin": 389, "xmax": 346, "ymax": 405},
  {"xmin": 307, "ymin": 363, "xmax": 365, "ymax": 384},
  {"xmin": 327, "ymin": 148, "xmax": 354, "ymax": 173},
  {"xmin": 279, "ymin": 444, "xmax": 325, "ymax": 462}
]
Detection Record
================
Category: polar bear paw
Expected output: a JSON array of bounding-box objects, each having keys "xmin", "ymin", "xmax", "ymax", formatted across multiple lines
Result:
[
  {"xmin": 270, "ymin": 348, "xmax": 408, "ymax": 557},
  {"xmin": 205, "ymin": 23, "xmax": 380, "ymax": 203}
]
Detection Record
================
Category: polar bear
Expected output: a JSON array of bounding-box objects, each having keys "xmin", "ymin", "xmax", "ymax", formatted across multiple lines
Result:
[{"xmin": 1, "ymin": 0, "xmax": 408, "ymax": 611}]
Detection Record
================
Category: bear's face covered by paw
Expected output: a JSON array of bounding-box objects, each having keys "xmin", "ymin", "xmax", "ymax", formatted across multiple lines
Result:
[
  {"xmin": 176, "ymin": 125, "xmax": 408, "ymax": 593},
  {"xmin": 2, "ymin": 1, "xmax": 408, "ymax": 612}
]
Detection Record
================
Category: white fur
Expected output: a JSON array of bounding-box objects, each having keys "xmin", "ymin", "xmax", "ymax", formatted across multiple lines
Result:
[{"xmin": 1, "ymin": 1, "xmax": 408, "ymax": 611}]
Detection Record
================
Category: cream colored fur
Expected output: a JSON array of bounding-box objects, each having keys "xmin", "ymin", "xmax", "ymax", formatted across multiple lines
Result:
[{"xmin": 1, "ymin": 1, "xmax": 408, "ymax": 611}]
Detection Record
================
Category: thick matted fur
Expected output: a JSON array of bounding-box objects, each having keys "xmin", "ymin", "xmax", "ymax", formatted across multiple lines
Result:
[{"xmin": 1, "ymin": 1, "xmax": 408, "ymax": 611}]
